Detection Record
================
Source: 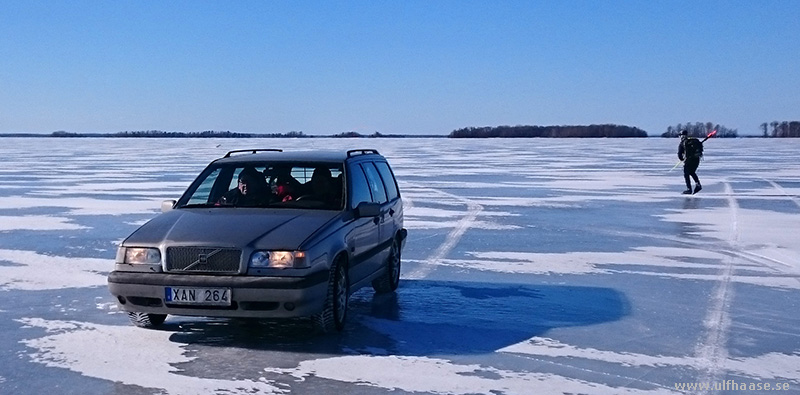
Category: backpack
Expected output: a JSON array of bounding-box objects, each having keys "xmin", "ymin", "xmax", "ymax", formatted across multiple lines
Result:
[{"xmin": 684, "ymin": 137, "xmax": 703, "ymax": 159}]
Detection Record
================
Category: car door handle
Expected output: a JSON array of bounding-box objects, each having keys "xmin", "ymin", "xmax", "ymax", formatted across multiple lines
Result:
[
  {"xmin": 389, "ymin": 208, "xmax": 395, "ymax": 216},
  {"xmin": 373, "ymin": 216, "xmax": 380, "ymax": 225}
]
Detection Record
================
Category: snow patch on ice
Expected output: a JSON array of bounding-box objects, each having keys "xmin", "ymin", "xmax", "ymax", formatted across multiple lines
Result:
[
  {"xmin": 95, "ymin": 301, "xmax": 119, "ymax": 312},
  {"xmin": 406, "ymin": 219, "xmax": 521, "ymax": 230},
  {"xmin": 660, "ymin": 206, "xmax": 800, "ymax": 273},
  {"xmin": 0, "ymin": 196, "xmax": 161, "ymax": 216},
  {"xmin": 0, "ymin": 215, "xmax": 88, "ymax": 231},
  {"xmin": 725, "ymin": 352, "xmax": 800, "ymax": 383},
  {"xmin": 500, "ymin": 337, "xmax": 800, "ymax": 383},
  {"xmin": 265, "ymin": 355, "xmax": 676, "ymax": 394},
  {"xmin": 17, "ymin": 318, "xmax": 286, "ymax": 395},
  {"xmin": 618, "ymin": 271, "xmax": 800, "ymax": 290},
  {"xmin": 124, "ymin": 219, "xmax": 152, "ymax": 226},
  {"xmin": 0, "ymin": 249, "xmax": 109, "ymax": 290},
  {"xmin": 35, "ymin": 181, "xmax": 188, "ymax": 195},
  {"xmin": 418, "ymin": 247, "xmax": 726, "ymax": 275},
  {"xmin": 409, "ymin": 246, "xmax": 800, "ymax": 289},
  {"xmin": 405, "ymin": 206, "xmax": 516, "ymax": 218},
  {"xmin": 402, "ymin": 191, "xmax": 523, "ymax": 230}
]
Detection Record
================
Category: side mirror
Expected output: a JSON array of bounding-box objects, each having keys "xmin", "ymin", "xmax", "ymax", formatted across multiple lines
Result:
[
  {"xmin": 354, "ymin": 202, "xmax": 380, "ymax": 218},
  {"xmin": 161, "ymin": 200, "xmax": 176, "ymax": 213}
]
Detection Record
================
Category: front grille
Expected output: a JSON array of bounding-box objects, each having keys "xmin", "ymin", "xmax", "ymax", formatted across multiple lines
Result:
[{"xmin": 166, "ymin": 247, "xmax": 241, "ymax": 273}]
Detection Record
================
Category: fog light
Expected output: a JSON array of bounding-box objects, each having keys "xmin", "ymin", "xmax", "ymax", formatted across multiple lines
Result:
[
  {"xmin": 117, "ymin": 296, "xmax": 127, "ymax": 304},
  {"xmin": 284, "ymin": 302, "xmax": 295, "ymax": 311}
]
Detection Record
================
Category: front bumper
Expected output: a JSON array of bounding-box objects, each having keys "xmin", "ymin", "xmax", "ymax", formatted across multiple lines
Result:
[{"xmin": 107, "ymin": 270, "xmax": 329, "ymax": 319}]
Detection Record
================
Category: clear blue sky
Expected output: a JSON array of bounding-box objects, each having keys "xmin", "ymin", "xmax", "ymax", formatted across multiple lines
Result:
[{"xmin": 2, "ymin": 1, "xmax": 798, "ymax": 136}]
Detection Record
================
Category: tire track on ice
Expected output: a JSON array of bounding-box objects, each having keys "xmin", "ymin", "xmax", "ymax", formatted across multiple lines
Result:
[
  {"xmin": 405, "ymin": 189, "xmax": 482, "ymax": 280},
  {"xmin": 762, "ymin": 178, "xmax": 800, "ymax": 210},
  {"xmin": 695, "ymin": 181, "xmax": 737, "ymax": 394},
  {"xmin": 603, "ymin": 229, "xmax": 800, "ymax": 278}
]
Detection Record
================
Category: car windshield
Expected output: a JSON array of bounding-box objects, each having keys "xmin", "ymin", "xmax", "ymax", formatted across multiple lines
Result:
[{"xmin": 178, "ymin": 162, "xmax": 344, "ymax": 210}]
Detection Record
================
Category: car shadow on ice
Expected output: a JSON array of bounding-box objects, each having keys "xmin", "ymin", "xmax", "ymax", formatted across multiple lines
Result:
[
  {"xmin": 157, "ymin": 280, "xmax": 630, "ymax": 357},
  {"xmin": 350, "ymin": 280, "xmax": 631, "ymax": 355}
]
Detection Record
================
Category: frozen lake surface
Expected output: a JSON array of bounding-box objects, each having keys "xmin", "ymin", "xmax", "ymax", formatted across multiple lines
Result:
[{"xmin": 1, "ymin": 137, "xmax": 799, "ymax": 394}]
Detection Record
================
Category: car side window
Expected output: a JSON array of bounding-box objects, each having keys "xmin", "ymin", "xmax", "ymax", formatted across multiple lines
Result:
[
  {"xmin": 348, "ymin": 165, "xmax": 372, "ymax": 208},
  {"xmin": 362, "ymin": 162, "xmax": 388, "ymax": 204},
  {"xmin": 374, "ymin": 161, "xmax": 399, "ymax": 201}
]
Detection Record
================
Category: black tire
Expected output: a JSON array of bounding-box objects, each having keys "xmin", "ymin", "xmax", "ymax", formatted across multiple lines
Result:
[
  {"xmin": 127, "ymin": 312, "xmax": 167, "ymax": 328},
  {"xmin": 372, "ymin": 238, "xmax": 401, "ymax": 294},
  {"xmin": 312, "ymin": 257, "xmax": 349, "ymax": 333}
]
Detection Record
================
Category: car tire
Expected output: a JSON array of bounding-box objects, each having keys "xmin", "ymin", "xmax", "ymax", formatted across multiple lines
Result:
[
  {"xmin": 372, "ymin": 238, "xmax": 401, "ymax": 294},
  {"xmin": 312, "ymin": 257, "xmax": 349, "ymax": 333},
  {"xmin": 127, "ymin": 312, "xmax": 167, "ymax": 328}
]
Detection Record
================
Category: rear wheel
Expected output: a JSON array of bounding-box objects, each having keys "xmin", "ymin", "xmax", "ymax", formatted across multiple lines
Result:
[
  {"xmin": 372, "ymin": 238, "xmax": 401, "ymax": 293},
  {"xmin": 127, "ymin": 312, "xmax": 167, "ymax": 328},
  {"xmin": 312, "ymin": 257, "xmax": 349, "ymax": 333}
]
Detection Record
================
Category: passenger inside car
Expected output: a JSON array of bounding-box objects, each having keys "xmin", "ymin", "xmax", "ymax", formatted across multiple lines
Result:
[
  {"xmin": 266, "ymin": 166, "xmax": 302, "ymax": 202},
  {"xmin": 304, "ymin": 167, "xmax": 336, "ymax": 204},
  {"xmin": 284, "ymin": 167, "xmax": 342, "ymax": 209}
]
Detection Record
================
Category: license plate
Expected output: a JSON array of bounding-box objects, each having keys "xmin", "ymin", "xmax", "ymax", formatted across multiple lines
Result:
[{"xmin": 165, "ymin": 287, "xmax": 231, "ymax": 306}]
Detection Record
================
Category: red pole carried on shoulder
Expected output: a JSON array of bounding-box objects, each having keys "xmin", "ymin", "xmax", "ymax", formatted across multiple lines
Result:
[{"xmin": 701, "ymin": 130, "xmax": 718, "ymax": 143}]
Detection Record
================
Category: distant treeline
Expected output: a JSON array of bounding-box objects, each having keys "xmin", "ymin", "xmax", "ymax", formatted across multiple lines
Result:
[
  {"xmin": 50, "ymin": 130, "xmax": 310, "ymax": 138},
  {"xmin": 330, "ymin": 131, "xmax": 410, "ymax": 138},
  {"xmin": 5, "ymin": 122, "xmax": 798, "ymax": 138},
  {"xmin": 760, "ymin": 121, "xmax": 800, "ymax": 137},
  {"xmin": 449, "ymin": 124, "xmax": 648, "ymax": 138},
  {"xmin": 661, "ymin": 122, "xmax": 738, "ymax": 138},
  {"xmin": 36, "ymin": 130, "xmax": 418, "ymax": 138}
]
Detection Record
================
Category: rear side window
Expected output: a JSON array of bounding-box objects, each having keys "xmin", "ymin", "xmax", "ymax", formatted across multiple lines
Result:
[
  {"xmin": 362, "ymin": 163, "xmax": 388, "ymax": 204},
  {"xmin": 374, "ymin": 161, "xmax": 399, "ymax": 201},
  {"xmin": 348, "ymin": 165, "xmax": 372, "ymax": 208}
]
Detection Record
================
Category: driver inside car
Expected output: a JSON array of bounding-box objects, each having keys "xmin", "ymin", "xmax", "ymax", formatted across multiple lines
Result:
[{"xmin": 217, "ymin": 167, "xmax": 271, "ymax": 206}]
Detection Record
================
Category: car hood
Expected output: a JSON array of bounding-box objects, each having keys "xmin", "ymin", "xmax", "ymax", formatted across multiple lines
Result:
[{"xmin": 124, "ymin": 208, "xmax": 340, "ymax": 250}]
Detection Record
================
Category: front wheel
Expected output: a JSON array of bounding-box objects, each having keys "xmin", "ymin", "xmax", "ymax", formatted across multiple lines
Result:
[
  {"xmin": 127, "ymin": 312, "xmax": 167, "ymax": 328},
  {"xmin": 372, "ymin": 239, "xmax": 401, "ymax": 294},
  {"xmin": 312, "ymin": 257, "xmax": 349, "ymax": 333}
]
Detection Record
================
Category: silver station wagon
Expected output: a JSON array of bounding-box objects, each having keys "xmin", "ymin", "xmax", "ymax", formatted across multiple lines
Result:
[{"xmin": 108, "ymin": 149, "xmax": 406, "ymax": 333}]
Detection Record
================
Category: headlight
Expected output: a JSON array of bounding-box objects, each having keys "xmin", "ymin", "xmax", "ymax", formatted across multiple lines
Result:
[
  {"xmin": 123, "ymin": 247, "xmax": 161, "ymax": 264},
  {"xmin": 249, "ymin": 251, "xmax": 307, "ymax": 269}
]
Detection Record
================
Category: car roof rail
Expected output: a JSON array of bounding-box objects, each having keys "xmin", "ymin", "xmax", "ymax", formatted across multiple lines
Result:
[
  {"xmin": 346, "ymin": 149, "xmax": 380, "ymax": 158},
  {"xmin": 224, "ymin": 149, "xmax": 283, "ymax": 158}
]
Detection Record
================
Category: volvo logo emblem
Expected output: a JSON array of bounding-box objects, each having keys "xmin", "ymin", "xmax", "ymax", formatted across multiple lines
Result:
[{"xmin": 184, "ymin": 249, "xmax": 222, "ymax": 270}]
